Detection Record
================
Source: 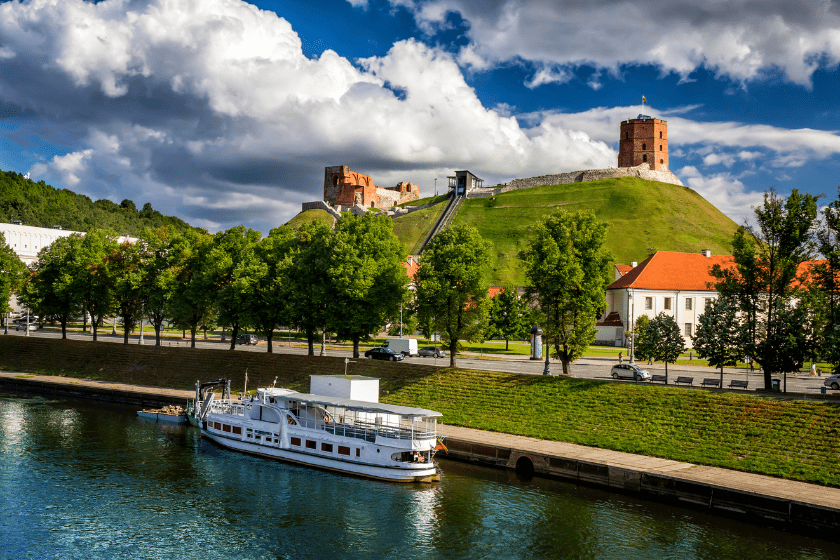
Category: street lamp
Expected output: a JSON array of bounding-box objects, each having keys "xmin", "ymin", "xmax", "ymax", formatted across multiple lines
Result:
[
  {"xmin": 629, "ymin": 288, "xmax": 635, "ymax": 364},
  {"xmin": 434, "ymin": 178, "xmax": 438, "ymax": 196}
]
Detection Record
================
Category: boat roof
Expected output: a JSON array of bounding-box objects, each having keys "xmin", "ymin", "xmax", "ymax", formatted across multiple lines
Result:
[{"xmin": 279, "ymin": 391, "xmax": 442, "ymax": 418}]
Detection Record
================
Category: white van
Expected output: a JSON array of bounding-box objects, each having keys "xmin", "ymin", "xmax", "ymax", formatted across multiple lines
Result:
[{"xmin": 385, "ymin": 338, "xmax": 419, "ymax": 357}]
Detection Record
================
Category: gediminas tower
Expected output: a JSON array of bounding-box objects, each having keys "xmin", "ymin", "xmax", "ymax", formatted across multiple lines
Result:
[{"xmin": 618, "ymin": 115, "xmax": 669, "ymax": 171}]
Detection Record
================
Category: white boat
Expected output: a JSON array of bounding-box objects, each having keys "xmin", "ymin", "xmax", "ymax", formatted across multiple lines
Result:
[{"xmin": 192, "ymin": 375, "xmax": 442, "ymax": 483}]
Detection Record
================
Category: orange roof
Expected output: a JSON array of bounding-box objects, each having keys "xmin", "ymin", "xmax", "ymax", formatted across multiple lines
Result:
[
  {"xmin": 608, "ymin": 252, "xmax": 734, "ymax": 291},
  {"xmin": 488, "ymin": 286, "xmax": 505, "ymax": 298},
  {"xmin": 402, "ymin": 255, "xmax": 420, "ymax": 282},
  {"xmin": 615, "ymin": 264, "xmax": 633, "ymax": 276}
]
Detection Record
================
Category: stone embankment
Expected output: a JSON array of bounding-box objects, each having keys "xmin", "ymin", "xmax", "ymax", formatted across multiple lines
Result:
[{"xmin": 467, "ymin": 164, "xmax": 684, "ymax": 199}]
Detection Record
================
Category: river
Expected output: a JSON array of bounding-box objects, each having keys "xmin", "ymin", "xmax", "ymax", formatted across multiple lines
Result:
[{"xmin": 1, "ymin": 391, "xmax": 837, "ymax": 559}]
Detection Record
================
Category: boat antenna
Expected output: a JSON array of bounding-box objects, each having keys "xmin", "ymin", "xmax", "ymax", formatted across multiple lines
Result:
[
  {"xmin": 344, "ymin": 356, "xmax": 356, "ymax": 376},
  {"xmin": 244, "ymin": 368, "xmax": 248, "ymax": 396},
  {"xmin": 273, "ymin": 376, "xmax": 277, "ymax": 387}
]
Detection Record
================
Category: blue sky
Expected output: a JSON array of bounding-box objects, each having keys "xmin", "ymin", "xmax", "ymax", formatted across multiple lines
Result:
[{"xmin": 2, "ymin": 0, "xmax": 840, "ymax": 234}]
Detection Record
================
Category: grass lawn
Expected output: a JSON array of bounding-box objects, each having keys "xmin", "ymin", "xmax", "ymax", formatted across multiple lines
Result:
[
  {"xmin": 453, "ymin": 177, "xmax": 740, "ymax": 286},
  {"xmin": 284, "ymin": 208, "xmax": 335, "ymax": 229},
  {"xmin": 391, "ymin": 201, "xmax": 447, "ymax": 254},
  {"xmin": 383, "ymin": 368, "xmax": 840, "ymax": 486}
]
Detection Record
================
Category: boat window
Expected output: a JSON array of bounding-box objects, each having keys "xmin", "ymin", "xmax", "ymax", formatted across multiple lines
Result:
[
  {"xmin": 291, "ymin": 437, "xmax": 301, "ymax": 446},
  {"xmin": 356, "ymin": 449, "xmax": 361, "ymax": 457},
  {"xmin": 214, "ymin": 422, "xmax": 221, "ymax": 430},
  {"xmin": 232, "ymin": 426, "xmax": 242, "ymax": 435},
  {"xmin": 338, "ymin": 446, "xmax": 350, "ymax": 456},
  {"xmin": 222, "ymin": 424, "xmax": 231, "ymax": 433},
  {"xmin": 306, "ymin": 440, "xmax": 316, "ymax": 450},
  {"xmin": 321, "ymin": 443, "xmax": 333, "ymax": 453}
]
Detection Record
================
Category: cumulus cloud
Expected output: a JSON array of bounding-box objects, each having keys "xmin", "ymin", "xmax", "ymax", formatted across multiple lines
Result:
[
  {"xmin": 0, "ymin": 0, "xmax": 619, "ymax": 233},
  {"xmin": 679, "ymin": 166, "xmax": 763, "ymax": 225},
  {"xmin": 391, "ymin": 0, "xmax": 840, "ymax": 86}
]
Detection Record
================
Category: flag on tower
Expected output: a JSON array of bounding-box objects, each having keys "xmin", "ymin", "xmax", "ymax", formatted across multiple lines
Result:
[{"xmin": 642, "ymin": 95, "xmax": 647, "ymax": 104}]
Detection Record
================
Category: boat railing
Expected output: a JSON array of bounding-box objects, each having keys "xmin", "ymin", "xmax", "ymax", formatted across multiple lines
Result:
[
  {"xmin": 296, "ymin": 416, "xmax": 434, "ymax": 442},
  {"xmin": 207, "ymin": 401, "xmax": 246, "ymax": 417}
]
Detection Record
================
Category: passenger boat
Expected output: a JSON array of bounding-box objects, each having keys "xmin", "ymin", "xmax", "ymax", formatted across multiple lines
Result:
[{"xmin": 191, "ymin": 375, "xmax": 442, "ymax": 483}]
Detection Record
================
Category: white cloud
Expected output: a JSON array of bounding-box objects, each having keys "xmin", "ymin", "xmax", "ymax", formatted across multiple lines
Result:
[
  {"xmin": 679, "ymin": 165, "xmax": 763, "ymax": 225},
  {"xmin": 393, "ymin": 0, "xmax": 840, "ymax": 87}
]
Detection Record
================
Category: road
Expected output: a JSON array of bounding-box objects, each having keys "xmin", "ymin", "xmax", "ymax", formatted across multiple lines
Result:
[{"xmin": 4, "ymin": 327, "xmax": 836, "ymax": 397}]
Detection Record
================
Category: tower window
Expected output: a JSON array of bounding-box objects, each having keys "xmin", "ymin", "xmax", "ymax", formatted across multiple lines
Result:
[
  {"xmin": 659, "ymin": 131, "xmax": 663, "ymax": 138},
  {"xmin": 642, "ymin": 155, "xmax": 647, "ymax": 162},
  {"xmin": 660, "ymin": 145, "xmax": 662, "ymax": 150},
  {"xmin": 660, "ymin": 159, "xmax": 664, "ymax": 164},
  {"xmin": 642, "ymin": 143, "xmax": 646, "ymax": 150},
  {"xmin": 625, "ymin": 132, "xmax": 629, "ymax": 139}
]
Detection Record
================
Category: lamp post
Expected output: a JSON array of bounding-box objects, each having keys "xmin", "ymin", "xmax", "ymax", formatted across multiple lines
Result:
[
  {"xmin": 434, "ymin": 178, "xmax": 438, "ymax": 196},
  {"xmin": 629, "ymin": 288, "xmax": 635, "ymax": 364},
  {"xmin": 543, "ymin": 336, "xmax": 550, "ymax": 376},
  {"xmin": 25, "ymin": 307, "xmax": 30, "ymax": 337},
  {"xmin": 400, "ymin": 302, "xmax": 403, "ymax": 338},
  {"xmin": 3, "ymin": 311, "xmax": 7, "ymax": 335}
]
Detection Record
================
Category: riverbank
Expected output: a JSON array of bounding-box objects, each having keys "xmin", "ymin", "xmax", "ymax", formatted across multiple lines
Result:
[{"xmin": 2, "ymin": 368, "xmax": 838, "ymax": 532}]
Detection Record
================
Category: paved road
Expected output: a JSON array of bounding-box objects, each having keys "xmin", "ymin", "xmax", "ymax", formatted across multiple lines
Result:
[{"xmin": 4, "ymin": 327, "xmax": 837, "ymax": 397}]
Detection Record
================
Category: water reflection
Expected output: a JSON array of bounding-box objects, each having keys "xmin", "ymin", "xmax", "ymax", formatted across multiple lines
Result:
[{"xmin": 0, "ymin": 392, "xmax": 838, "ymax": 560}]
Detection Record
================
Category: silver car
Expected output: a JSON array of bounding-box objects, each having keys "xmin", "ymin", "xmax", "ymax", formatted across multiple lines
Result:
[
  {"xmin": 610, "ymin": 364, "xmax": 651, "ymax": 381},
  {"xmin": 418, "ymin": 346, "xmax": 446, "ymax": 358},
  {"xmin": 824, "ymin": 374, "xmax": 840, "ymax": 390}
]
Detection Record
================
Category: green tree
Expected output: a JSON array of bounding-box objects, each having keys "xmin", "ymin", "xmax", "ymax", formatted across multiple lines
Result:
[
  {"xmin": 286, "ymin": 220, "xmax": 333, "ymax": 355},
  {"xmin": 415, "ymin": 225, "xmax": 491, "ymax": 367},
  {"xmin": 643, "ymin": 312, "xmax": 686, "ymax": 383},
  {"xmin": 519, "ymin": 210, "xmax": 612, "ymax": 375},
  {"xmin": 711, "ymin": 189, "xmax": 818, "ymax": 389},
  {"xmin": 813, "ymin": 187, "xmax": 840, "ymax": 370},
  {"xmin": 692, "ymin": 296, "xmax": 743, "ymax": 386},
  {"xmin": 327, "ymin": 213, "xmax": 409, "ymax": 358},
  {"xmin": 205, "ymin": 226, "xmax": 262, "ymax": 350},
  {"xmin": 249, "ymin": 226, "xmax": 296, "ymax": 353},
  {"xmin": 69, "ymin": 229, "xmax": 117, "ymax": 341},
  {"xmin": 631, "ymin": 315, "xmax": 653, "ymax": 363},
  {"xmin": 486, "ymin": 286, "xmax": 531, "ymax": 350},
  {"xmin": 108, "ymin": 241, "xmax": 145, "ymax": 344},
  {"xmin": 139, "ymin": 227, "xmax": 177, "ymax": 346},
  {"xmin": 22, "ymin": 234, "xmax": 82, "ymax": 338},
  {"xmin": 0, "ymin": 232, "xmax": 26, "ymax": 319},
  {"xmin": 169, "ymin": 228, "xmax": 214, "ymax": 348}
]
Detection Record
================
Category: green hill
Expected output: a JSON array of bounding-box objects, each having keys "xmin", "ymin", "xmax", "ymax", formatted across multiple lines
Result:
[
  {"xmin": 0, "ymin": 170, "xmax": 194, "ymax": 235},
  {"xmin": 452, "ymin": 177, "xmax": 740, "ymax": 286},
  {"xmin": 284, "ymin": 208, "xmax": 335, "ymax": 230}
]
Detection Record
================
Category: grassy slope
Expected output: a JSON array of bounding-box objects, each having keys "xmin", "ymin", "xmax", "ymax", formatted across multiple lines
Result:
[
  {"xmin": 391, "ymin": 200, "xmax": 447, "ymax": 254},
  {"xmin": 454, "ymin": 177, "xmax": 741, "ymax": 286},
  {"xmin": 284, "ymin": 209, "xmax": 335, "ymax": 230}
]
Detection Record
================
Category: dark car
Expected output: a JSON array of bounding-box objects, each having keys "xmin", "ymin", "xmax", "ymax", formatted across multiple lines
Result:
[
  {"xmin": 418, "ymin": 346, "xmax": 446, "ymax": 358},
  {"xmin": 236, "ymin": 334, "xmax": 259, "ymax": 345},
  {"xmin": 364, "ymin": 347, "xmax": 404, "ymax": 361}
]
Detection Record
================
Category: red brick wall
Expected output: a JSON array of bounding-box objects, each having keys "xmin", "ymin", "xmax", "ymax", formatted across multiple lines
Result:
[{"xmin": 618, "ymin": 119, "xmax": 668, "ymax": 171}]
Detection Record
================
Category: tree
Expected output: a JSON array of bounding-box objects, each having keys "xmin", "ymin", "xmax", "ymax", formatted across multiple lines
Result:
[
  {"xmin": 711, "ymin": 189, "xmax": 818, "ymax": 389},
  {"xmin": 643, "ymin": 312, "xmax": 686, "ymax": 383},
  {"xmin": 69, "ymin": 229, "xmax": 117, "ymax": 341},
  {"xmin": 108, "ymin": 241, "xmax": 145, "ymax": 344},
  {"xmin": 22, "ymin": 234, "xmax": 82, "ymax": 338},
  {"xmin": 631, "ymin": 315, "xmax": 653, "ymax": 363},
  {"xmin": 285, "ymin": 220, "xmax": 333, "ymax": 355},
  {"xmin": 692, "ymin": 296, "xmax": 743, "ymax": 386},
  {"xmin": 169, "ymin": 228, "xmax": 214, "ymax": 348},
  {"xmin": 327, "ymin": 213, "xmax": 409, "ymax": 358},
  {"xmin": 205, "ymin": 226, "xmax": 262, "ymax": 350},
  {"xmin": 139, "ymin": 227, "xmax": 176, "ymax": 346},
  {"xmin": 519, "ymin": 210, "xmax": 612, "ymax": 375},
  {"xmin": 0, "ymin": 232, "xmax": 26, "ymax": 319},
  {"xmin": 486, "ymin": 286, "xmax": 531, "ymax": 350},
  {"xmin": 249, "ymin": 226, "xmax": 296, "ymax": 353},
  {"xmin": 813, "ymin": 187, "xmax": 840, "ymax": 370},
  {"xmin": 415, "ymin": 225, "xmax": 491, "ymax": 367}
]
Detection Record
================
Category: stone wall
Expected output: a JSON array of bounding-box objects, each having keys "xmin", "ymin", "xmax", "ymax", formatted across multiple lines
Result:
[{"xmin": 468, "ymin": 164, "xmax": 684, "ymax": 199}]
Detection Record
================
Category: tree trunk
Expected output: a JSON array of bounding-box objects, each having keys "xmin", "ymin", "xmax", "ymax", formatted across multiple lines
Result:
[
  {"xmin": 123, "ymin": 318, "xmax": 131, "ymax": 344},
  {"xmin": 190, "ymin": 326, "xmax": 197, "ymax": 348},
  {"xmin": 665, "ymin": 361, "xmax": 669, "ymax": 384},
  {"xmin": 505, "ymin": 338, "xmax": 509, "ymax": 350},
  {"xmin": 83, "ymin": 313, "xmax": 87, "ymax": 333},
  {"xmin": 92, "ymin": 322, "xmax": 98, "ymax": 342},
  {"xmin": 154, "ymin": 323, "xmax": 161, "ymax": 347},
  {"xmin": 449, "ymin": 339, "xmax": 457, "ymax": 368},
  {"xmin": 229, "ymin": 326, "xmax": 239, "ymax": 351},
  {"xmin": 763, "ymin": 367, "xmax": 772, "ymax": 391},
  {"xmin": 307, "ymin": 330, "xmax": 314, "ymax": 356},
  {"xmin": 561, "ymin": 358, "xmax": 570, "ymax": 375},
  {"xmin": 61, "ymin": 318, "xmax": 67, "ymax": 339},
  {"xmin": 720, "ymin": 365, "xmax": 724, "ymax": 388},
  {"xmin": 266, "ymin": 331, "xmax": 273, "ymax": 354},
  {"xmin": 353, "ymin": 336, "xmax": 360, "ymax": 359}
]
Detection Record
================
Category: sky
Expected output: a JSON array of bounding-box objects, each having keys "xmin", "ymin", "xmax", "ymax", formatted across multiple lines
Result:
[{"xmin": 2, "ymin": 0, "xmax": 840, "ymax": 235}]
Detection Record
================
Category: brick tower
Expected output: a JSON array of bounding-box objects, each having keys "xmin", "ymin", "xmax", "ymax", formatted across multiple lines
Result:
[{"xmin": 618, "ymin": 115, "xmax": 668, "ymax": 171}]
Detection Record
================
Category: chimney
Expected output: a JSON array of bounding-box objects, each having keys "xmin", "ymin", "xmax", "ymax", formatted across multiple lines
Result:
[
  {"xmin": 701, "ymin": 250, "xmax": 711, "ymax": 257},
  {"xmin": 630, "ymin": 261, "xmax": 638, "ymax": 268}
]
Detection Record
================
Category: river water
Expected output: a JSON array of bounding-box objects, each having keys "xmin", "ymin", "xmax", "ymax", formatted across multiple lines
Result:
[{"xmin": 1, "ymin": 391, "xmax": 838, "ymax": 560}]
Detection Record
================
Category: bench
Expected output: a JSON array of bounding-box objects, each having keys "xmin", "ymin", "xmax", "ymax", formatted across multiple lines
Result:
[
  {"xmin": 650, "ymin": 375, "xmax": 667, "ymax": 384},
  {"xmin": 729, "ymin": 379, "xmax": 749, "ymax": 390},
  {"xmin": 701, "ymin": 378, "xmax": 721, "ymax": 388},
  {"xmin": 674, "ymin": 376, "xmax": 694, "ymax": 386}
]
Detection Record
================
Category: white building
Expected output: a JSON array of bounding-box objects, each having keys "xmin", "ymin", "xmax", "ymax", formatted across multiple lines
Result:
[{"xmin": 596, "ymin": 250, "xmax": 733, "ymax": 348}]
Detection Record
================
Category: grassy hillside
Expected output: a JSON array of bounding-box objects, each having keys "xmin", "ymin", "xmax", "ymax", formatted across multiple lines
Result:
[
  {"xmin": 391, "ymin": 200, "xmax": 448, "ymax": 254},
  {"xmin": 284, "ymin": 208, "xmax": 335, "ymax": 229},
  {"xmin": 0, "ymin": 169, "xmax": 194, "ymax": 235},
  {"xmin": 454, "ymin": 177, "xmax": 740, "ymax": 285}
]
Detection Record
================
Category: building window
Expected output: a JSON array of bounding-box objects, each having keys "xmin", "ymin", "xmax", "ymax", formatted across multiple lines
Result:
[
  {"xmin": 684, "ymin": 323, "xmax": 692, "ymax": 336},
  {"xmin": 660, "ymin": 159, "xmax": 664, "ymax": 164},
  {"xmin": 660, "ymin": 131, "xmax": 663, "ymax": 138},
  {"xmin": 660, "ymin": 145, "xmax": 663, "ymax": 151},
  {"xmin": 625, "ymin": 132, "xmax": 629, "ymax": 139},
  {"xmin": 704, "ymin": 298, "xmax": 712, "ymax": 308},
  {"xmin": 645, "ymin": 297, "xmax": 652, "ymax": 310},
  {"xmin": 685, "ymin": 298, "xmax": 692, "ymax": 310},
  {"xmin": 664, "ymin": 297, "xmax": 672, "ymax": 310},
  {"xmin": 642, "ymin": 143, "xmax": 646, "ymax": 150}
]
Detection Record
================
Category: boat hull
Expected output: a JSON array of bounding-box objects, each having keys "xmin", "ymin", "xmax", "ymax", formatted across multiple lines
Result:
[
  {"xmin": 137, "ymin": 410, "xmax": 188, "ymax": 424},
  {"xmin": 202, "ymin": 430, "xmax": 439, "ymax": 483}
]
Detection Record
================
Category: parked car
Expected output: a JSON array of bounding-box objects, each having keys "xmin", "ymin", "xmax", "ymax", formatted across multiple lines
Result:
[
  {"xmin": 364, "ymin": 347, "xmax": 404, "ymax": 361},
  {"xmin": 15, "ymin": 323, "xmax": 38, "ymax": 331},
  {"xmin": 824, "ymin": 374, "xmax": 840, "ymax": 390},
  {"xmin": 13, "ymin": 315, "xmax": 38, "ymax": 324},
  {"xmin": 610, "ymin": 364, "xmax": 651, "ymax": 381},
  {"xmin": 236, "ymin": 334, "xmax": 259, "ymax": 345},
  {"xmin": 418, "ymin": 346, "xmax": 446, "ymax": 358},
  {"xmin": 384, "ymin": 338, "xmax": 418, "ymax": 357}
]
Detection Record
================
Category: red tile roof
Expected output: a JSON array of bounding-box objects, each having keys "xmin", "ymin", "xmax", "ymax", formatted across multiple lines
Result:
[
  {"xmin": 488, "ymin": 286, "xmax": 505, "ymax": 298},
  {"xmin": 402, "ymin": 255, "xmax": 420, "ymax": 281},
  {"xmin": 615, "ymin": 264, "xmax": 633, "ymax": 277},
  {"xmin": 608, "ymin": 252, "xmax": 733, "ymax": 291}
]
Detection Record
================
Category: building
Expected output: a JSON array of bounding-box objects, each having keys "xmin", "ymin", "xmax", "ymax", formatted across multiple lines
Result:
[
  {"xmin": 618, "ymin": 115, "xmax": 669, "ymax": 171},
  {"xmin": 323, "ymin": 166, "xmax": 419, "ymax": 210},
  {"xmin": 448, "ymin": 170, "xmax": 483, "ymax": 196},
  {"xmin": 597, "ymin": 250, "xmax": 731, "ymax": 347}
]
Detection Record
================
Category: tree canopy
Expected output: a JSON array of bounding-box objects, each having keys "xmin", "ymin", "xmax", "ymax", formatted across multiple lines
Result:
[
  {"xmin": 0, "ymin": 232, "xmax": 25, "ymax": 316},
  {"xmin": 642, "ymin": 312, "xmax": 686, "ymax": 382}
]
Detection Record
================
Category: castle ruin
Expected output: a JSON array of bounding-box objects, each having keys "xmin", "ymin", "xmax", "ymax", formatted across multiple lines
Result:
[{"xmin": 323, "ymin": 166, "xmax": 419, "ymax": 210}]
